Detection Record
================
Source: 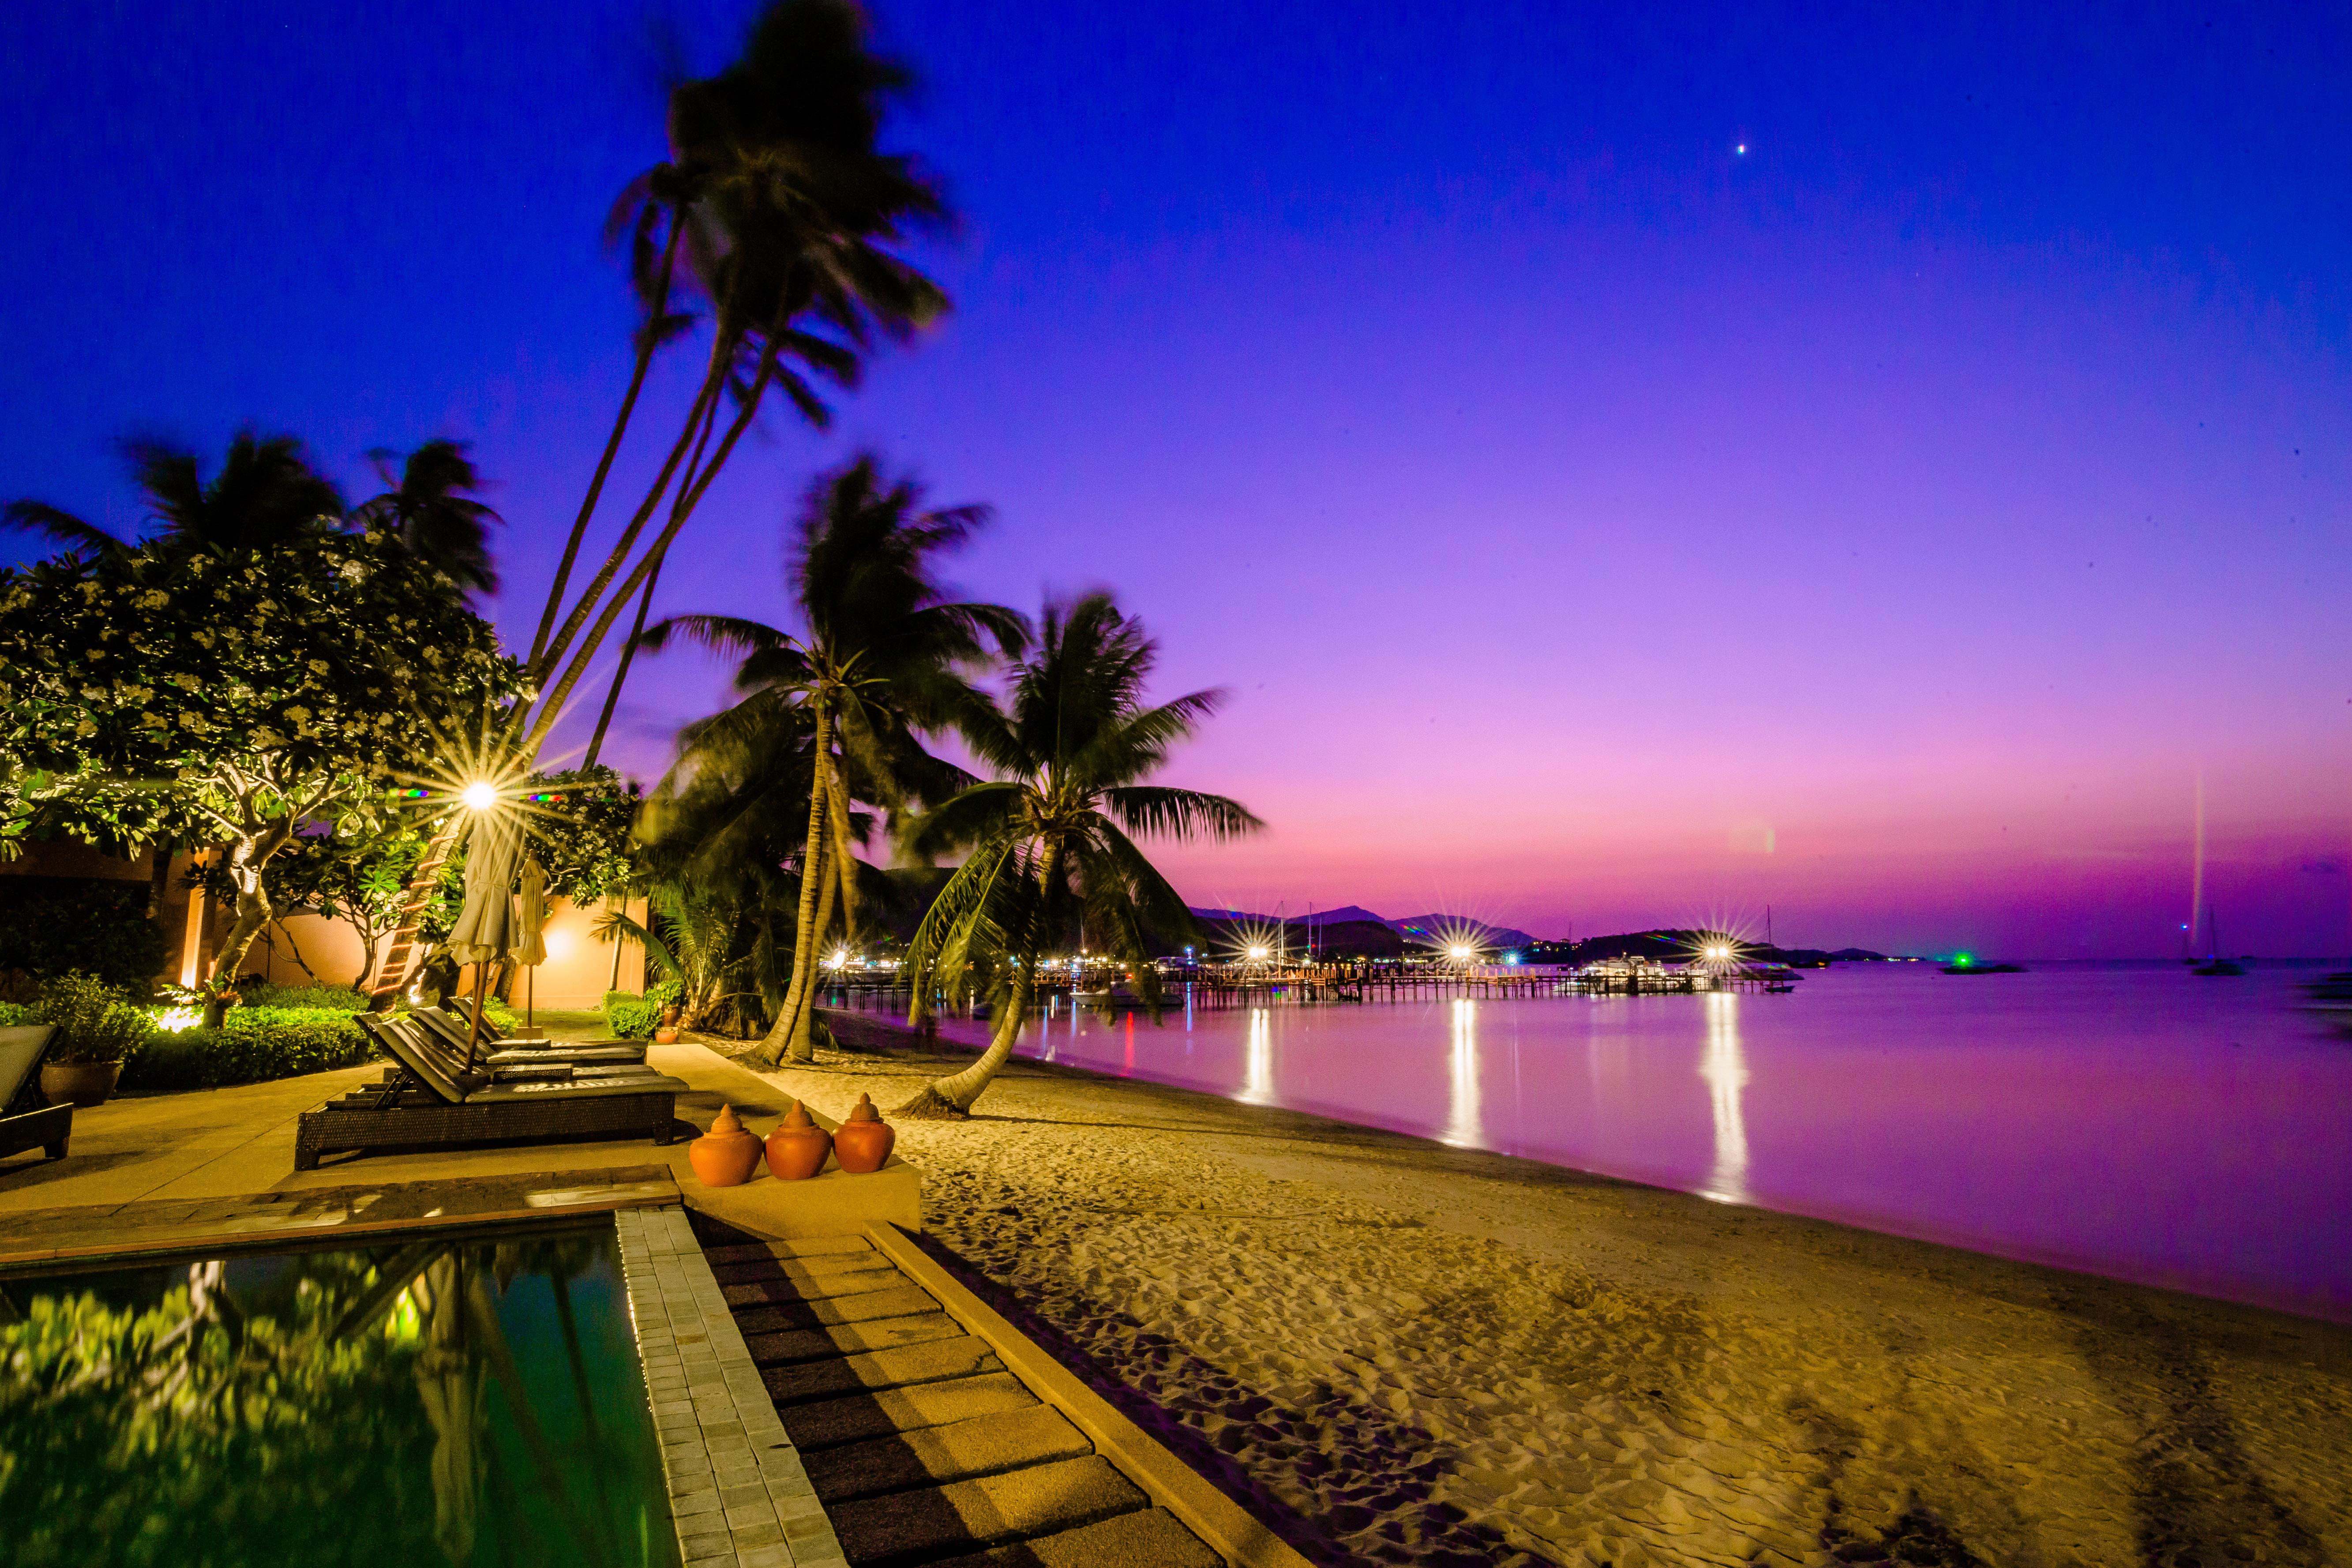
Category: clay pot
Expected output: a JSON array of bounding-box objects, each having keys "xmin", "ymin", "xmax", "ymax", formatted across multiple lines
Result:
[
  {"xmin": 764, "ymin": 1099, "xmax": 833, "ymax": 1181},
  {"xmin": 687, "ymin": 1104, "xmax": 764, "ymax": 1188},
  {"xmin": 653, "ymin": 1026, "xmax": 681, "ymax": 1044},
  {"xmin": 659, "ymin": 1004, "xmax": 682, "ymax": 1027},
  {"xmin": 41, "ymin": 1060, "xmax": 122, "ymax": 1108},
  {"xmin": 832, "ymin": 1093, "xmax": 896, "ymax": 1174}
]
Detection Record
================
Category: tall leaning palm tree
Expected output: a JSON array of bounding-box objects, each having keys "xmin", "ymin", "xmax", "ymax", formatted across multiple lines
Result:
[
  {"xmin": 896, "ymin": 594, "xmax": 1262, "ymax": 1117},
  {"xmin": 514, "ymin": 0, "xmax": 950, "ymax": 758},
  {"xmin": 637, "ymin": 457, "xmax": 1024, "ymax": 1064}
]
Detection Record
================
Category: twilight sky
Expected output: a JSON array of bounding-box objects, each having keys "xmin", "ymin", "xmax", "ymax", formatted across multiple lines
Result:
[{"xmin": 3, "ymin": 1, "xmax": 2347, "ymax": 956}]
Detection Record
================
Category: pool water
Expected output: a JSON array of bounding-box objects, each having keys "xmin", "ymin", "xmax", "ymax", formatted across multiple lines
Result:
[{"xmin": 0, "ymin": 1218, "xmax": 678, "ymax": 1568}]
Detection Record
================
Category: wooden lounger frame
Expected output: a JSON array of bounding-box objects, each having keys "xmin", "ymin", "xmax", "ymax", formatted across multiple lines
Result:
[
  {"xmin": 293, "ymin": 1014, "xmax": 684, "ymax": 1171},
  {"xmin": 0, "ymin": 1026, "xmax": 70, "ymax": 1167}
]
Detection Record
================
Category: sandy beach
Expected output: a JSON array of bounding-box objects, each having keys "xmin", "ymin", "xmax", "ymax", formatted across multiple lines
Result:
[{"xmin": 728, "ymin": 1013, "xmax": 2352, "ymax": 1568}]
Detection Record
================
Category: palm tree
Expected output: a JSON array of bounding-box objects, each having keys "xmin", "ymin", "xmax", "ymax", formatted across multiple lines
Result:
[
  {"xmin": 638, "ymin": 457, "xmax": 1023, "ymax": 1064},
  {"xmin": 895, "ymin": 594, "xmax": 1262, "ymax": 1117},
  {"xmin": 4, "ymin": 428, "xmax": 342, "ymax": 558},
  {"xmin": 515, "ymin": 0, "xmax": 951, "ymax": 757},
  {"xmin": 353, "ymin": 438, "xmax": 503, "ymax": 594}
]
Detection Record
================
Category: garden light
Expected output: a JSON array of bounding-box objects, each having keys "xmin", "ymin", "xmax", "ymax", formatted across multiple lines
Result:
[{"xmin": 460, "ymin": 780, "xmax": 498, "ymax": 811}]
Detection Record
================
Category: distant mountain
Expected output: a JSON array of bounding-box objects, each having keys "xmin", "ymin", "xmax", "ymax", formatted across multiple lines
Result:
[
  {"xmin": 1186, "ymin": 904, "xmax": 1541, "ymax": 951},
  {"xmin": 1387, "ymin": 913, "xmax": 1539, "ymax": 950}
]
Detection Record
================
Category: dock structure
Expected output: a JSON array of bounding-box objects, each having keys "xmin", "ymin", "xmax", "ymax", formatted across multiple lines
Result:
[{"xmin": 814, "ymin": 958, "xmax": 1797, "ymax": 1022}]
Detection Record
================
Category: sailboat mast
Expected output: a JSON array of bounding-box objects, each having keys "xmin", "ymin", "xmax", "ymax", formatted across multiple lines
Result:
[{"xmin": 2189, "ymin": 775, "xmax": 2206, "ymax": 962}]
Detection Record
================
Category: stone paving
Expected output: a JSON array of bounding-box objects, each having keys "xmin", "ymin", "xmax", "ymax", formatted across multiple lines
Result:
[{"xmin": 617, "ymin": 1206, "xmax": 849, "ymax": 1568}]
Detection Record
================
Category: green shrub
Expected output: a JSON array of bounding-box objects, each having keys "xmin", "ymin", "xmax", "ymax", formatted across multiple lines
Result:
[
  {"xmin": 119, "ymin": 1006, "xmax": 375, "ymax": 1091},
  {"xmin": 34, "ymin": 971, "xmax": 155, "ymax": 1064},
  {"xmin": 0, "ymin": 1001, "xmax": 36, "ymax": 1028},
  {"xmin": 0, "ymin": 878, "xmax": 167, "ymax": 994},
  {"xmin": 238, "ymin": 981, "xmax": 368, "ymax": 1011},
  {"xmin": 602, "ymin": 990, "xmax": 658, "ymax": 1039}
]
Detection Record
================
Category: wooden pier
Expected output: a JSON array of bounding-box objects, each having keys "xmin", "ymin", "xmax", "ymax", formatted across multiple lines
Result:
[{"xmin": 814, "ymin": 959, "xmax": 1797, "ymax": 1021}]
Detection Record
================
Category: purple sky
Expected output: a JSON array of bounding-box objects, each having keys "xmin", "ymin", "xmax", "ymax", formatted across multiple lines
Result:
[{"xmin": 3, "ymin": 2, "xmax": 2347, "ymax": 955}]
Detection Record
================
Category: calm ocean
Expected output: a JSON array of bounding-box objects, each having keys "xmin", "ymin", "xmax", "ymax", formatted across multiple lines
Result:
[{"xmin": 922, "ymin": 962, "xmax": 2352, "ymax": 1320}]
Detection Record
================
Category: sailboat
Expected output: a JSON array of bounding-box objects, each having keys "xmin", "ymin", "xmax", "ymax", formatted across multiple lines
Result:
[
  {"xmin": 2181, "ymin": 776, "xmax": 2243, "ymax": 974},
  {"xmin": 2191, "ymin": 904, "xmax": 2245, "ymax": 977}
]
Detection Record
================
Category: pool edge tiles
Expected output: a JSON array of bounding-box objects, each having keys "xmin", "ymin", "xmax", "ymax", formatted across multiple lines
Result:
[{"xmin": 617, "ymin": 1207, "xmax": 848, "ymax": 1568}]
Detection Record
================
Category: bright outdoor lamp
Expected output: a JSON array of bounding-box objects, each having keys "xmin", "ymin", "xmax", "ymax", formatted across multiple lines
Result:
[{"xmin": 460, "ymin": 780, "xmax": 499, "ymax": 811}]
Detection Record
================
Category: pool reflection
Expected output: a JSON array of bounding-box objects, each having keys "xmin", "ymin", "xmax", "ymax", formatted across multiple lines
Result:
[{"xmin": 0, "ymin": 1221, "xmax": 677, "ymax": 1568}]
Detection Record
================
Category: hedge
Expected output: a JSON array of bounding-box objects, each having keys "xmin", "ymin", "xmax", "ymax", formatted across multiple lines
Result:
[
  {"xmin": 602, "ymin": 990, "xmax": 659, "ymax": 1039},
  {"xmin": 120, "ymin": 1007, "xmax": 376, "ymax": 1092}
]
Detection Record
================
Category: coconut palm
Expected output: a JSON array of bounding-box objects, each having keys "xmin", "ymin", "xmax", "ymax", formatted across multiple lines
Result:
[
  {"xmin": 517, "ymin": 0, "xmax": 951, "ymax": 754},
  {"xmin": 895, "ymin": 594, "xmax": 1263, "ymax": 1117},
  {"xmin": 4, "ymin": 428, "xmax": 342, "ymax": 559},
  {"xmin": 353, "ymin": 438, "xmax": 503, "ymax": 595},
  {"xmin": 637, "ymin": 457, "xmax": 1023, "ymax": 1064}
]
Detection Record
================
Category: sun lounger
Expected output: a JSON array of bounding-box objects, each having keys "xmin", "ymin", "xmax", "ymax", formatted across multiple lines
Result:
[
  {"xmin": 293, "ymin": 1014, "xmax": 686, "ymax": 1170},
  {"xmin": 412, "ymin": 1004, "xmax": 648, "ymax": 1066},
  {"xmin": 0, "ymin": 1025, "xmax": 71, "ymax": 1166}
]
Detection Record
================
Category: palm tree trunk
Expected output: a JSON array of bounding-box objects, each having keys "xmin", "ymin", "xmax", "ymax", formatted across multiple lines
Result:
[
  {"xmin": 792, "ymin": 843, "xmax": 841, "ymax": 1061},
  {"xmin": 899, "ymin": 963, "xmax": 1032, "ymax": 1117},
  {"xmin": 753, "ymin": 698, "xmax": 831, "ymax": 1065},
  {"xmin": 519, "ymin": 340, "xmax": 778, "ymax": 758},
  {"xmin": 527, "ymin": 221, "xmax": 685, "ymax": 674},
  {"xmin": 581, "ymin": 540, "xmax": 668, "ymax": 769},
  {"xmin": 900, "ymin": 840, "xmax": 1061, "ymax": 1116}
]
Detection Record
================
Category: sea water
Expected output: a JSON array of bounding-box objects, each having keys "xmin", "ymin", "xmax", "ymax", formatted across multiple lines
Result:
[{"xmin": 927, "ymin": 963, "xmax": 2352, "ymax": 1320}]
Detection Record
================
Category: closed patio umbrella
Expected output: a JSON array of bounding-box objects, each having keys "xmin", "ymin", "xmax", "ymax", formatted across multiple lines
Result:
[
  {"xmin": 514, "ymin": 856, "xmax": 548, "ymax": 1035},
  {"xmin": 445, "ymin": 812, "xmax": 522, "ymax": 1063}
]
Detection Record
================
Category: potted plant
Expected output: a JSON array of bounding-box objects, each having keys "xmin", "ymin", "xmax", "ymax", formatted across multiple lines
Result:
[{"xmin": 34, "ymin": 972, "xmax": 153, "ymax": 1108}]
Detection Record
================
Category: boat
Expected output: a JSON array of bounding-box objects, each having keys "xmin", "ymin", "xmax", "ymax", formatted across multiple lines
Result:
[{"xmin": 2190, "ymin": 904, "xmax": 2245, "ymax": 976}]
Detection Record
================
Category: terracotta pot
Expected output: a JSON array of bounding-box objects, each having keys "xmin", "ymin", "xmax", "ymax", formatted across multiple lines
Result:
[
  {"xmin": 659, "ymin": 1004, "xmax": 682, "ymax": 1027},
  {"xmin": 41, "ymin": 1060, "xmax": 122, "ymax": 1108},
  {"xmin": 653, "ymin": 1026, "xmax": 681, "ymax": 1044},
  {"xmin": 687, "ymin": 1104, "xmax": 765, "ymax": 1188},
  {"xmin": 764, "ymin": 1099, "xmax": 833, "ymax": 1181},
  {"xmin": 832, "ymin": 1093, "xmax": 896, "ymax": 1174}
]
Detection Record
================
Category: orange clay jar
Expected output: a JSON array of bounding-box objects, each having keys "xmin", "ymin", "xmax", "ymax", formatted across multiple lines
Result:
[
  {"xmin": 687, "ymin": 1104, "xmax": 763, "ymax": 1187},
  {"xmin": 831, "ymin": 1093, "xmax": 896, "ymax": 1174},
  {"xmin": 764, "ymin": 1099, "xmax": 834, "ymax": 1181}
]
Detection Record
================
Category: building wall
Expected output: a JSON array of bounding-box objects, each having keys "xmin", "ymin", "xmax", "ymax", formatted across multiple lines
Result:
[{"xmin": 251, "ymin": 894, "xmax": 647, "ymax": 1008}]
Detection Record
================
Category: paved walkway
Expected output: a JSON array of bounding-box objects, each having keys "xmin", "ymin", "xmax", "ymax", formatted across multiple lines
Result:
[{"xmin": 0, "ymin": 1038, "xmax": 792, "ymax": 1262}]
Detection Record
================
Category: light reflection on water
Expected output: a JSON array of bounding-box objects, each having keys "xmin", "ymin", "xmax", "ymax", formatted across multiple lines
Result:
[
  {"xmin": 947, "ymin": 963, "xmax": 2352, "ymax": 1319},
  {"xmin": 1699, "ymin": 990, "xmax": 1750, "ymax": 1204}
]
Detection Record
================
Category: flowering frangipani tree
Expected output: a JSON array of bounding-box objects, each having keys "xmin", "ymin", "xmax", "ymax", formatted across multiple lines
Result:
[{"xmin": 0, "ymin": 526, "xmax": 518, "ymax": 1021}]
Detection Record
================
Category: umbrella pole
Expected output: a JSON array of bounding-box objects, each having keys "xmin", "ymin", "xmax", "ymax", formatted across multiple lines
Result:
[
  {"xmin": 526, "ymin": 965, "xmax": 535, "ymax": 1032},
  {"xmin": 464, "ymin": 963, "xmax": 489, "ymax": 1069}
]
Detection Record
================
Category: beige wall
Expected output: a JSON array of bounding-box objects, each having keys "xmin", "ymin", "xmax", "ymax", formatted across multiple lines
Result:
[{"xmin": 253, "ymin": 894, "xmax": 648, "ymax": 1008}]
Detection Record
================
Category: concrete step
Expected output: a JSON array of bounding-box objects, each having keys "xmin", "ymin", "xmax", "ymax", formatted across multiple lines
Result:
[
  {"xmin": 804, "ymin": 1404, "xmax": 1092, "ymax": 1504},
  {"xmin": 745, "ymin": 1310, "xmax": 967, "ymax": 1366},
  {"xmin": 731, "ymin": 1283, "xmax": 944, "ymax": 1332},
  {"xmin": 927, "ymin": 1508, "xmax": 1225, "ymax": 1568},
  {"xmin": 825, "ymin": 1455, "xmax": 1148, "ymax": 1568},
  {"xmin": 705, "ymin": 1236, "xmax": 877, "ymax": 1264},
  {"xmin": 780, "ymin": 1373, "xmax": 1043, "ymax": 1452},
  {"xmin": 763, "ymin": 1334, "xmax": 1006, "ymax": 1406},
  {"xmin": 724, "ymin": 1268, "xmax": 920, "ymax": 1310}
]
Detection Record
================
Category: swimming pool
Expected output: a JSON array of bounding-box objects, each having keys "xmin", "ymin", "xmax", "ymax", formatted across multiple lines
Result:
[{"xmin": 0, "ymin": 1216, "xmax": 679, "ymax": 1568}]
